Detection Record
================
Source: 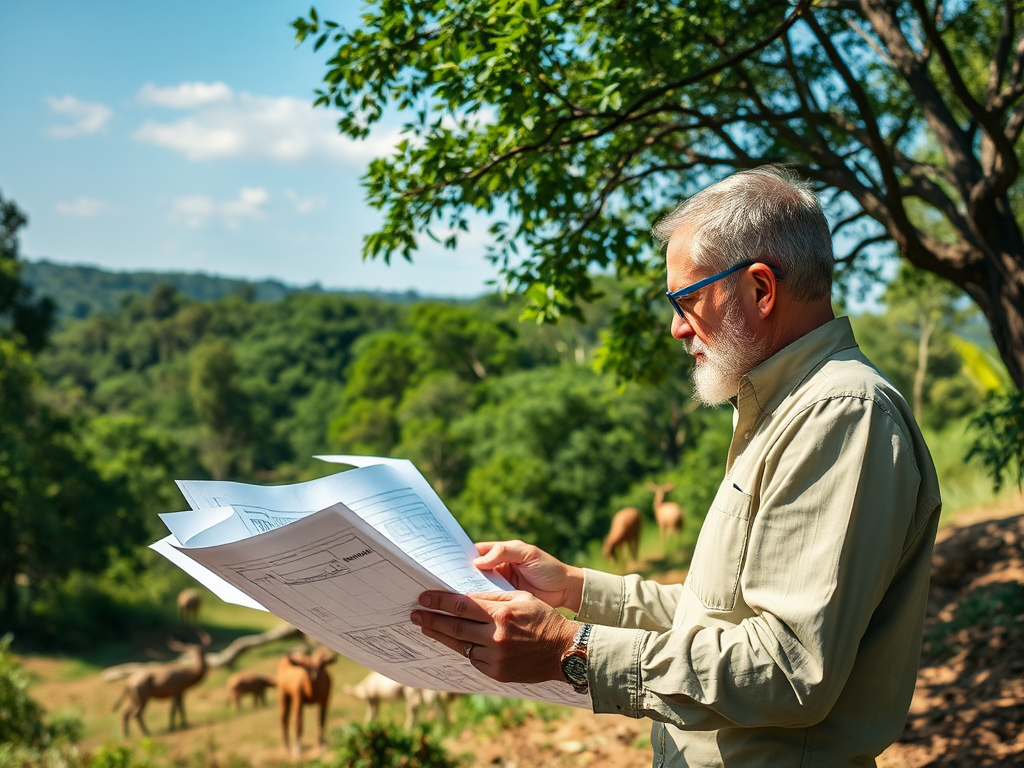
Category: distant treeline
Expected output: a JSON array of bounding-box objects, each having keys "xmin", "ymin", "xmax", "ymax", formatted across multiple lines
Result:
[{"xmin": 20, "ymin": 260, "xmax": 430, "ymax": 320}]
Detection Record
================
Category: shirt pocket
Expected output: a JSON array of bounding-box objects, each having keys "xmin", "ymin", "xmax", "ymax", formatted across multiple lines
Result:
[{"xmin": 687, "ymin": 483, "xmax": 753, "ymax": 612}]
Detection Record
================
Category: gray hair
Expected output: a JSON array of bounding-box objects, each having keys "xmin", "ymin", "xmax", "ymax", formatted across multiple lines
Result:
[{"xmin": 652, "ymin": 166, "xmax": 833, "ymax": 301}]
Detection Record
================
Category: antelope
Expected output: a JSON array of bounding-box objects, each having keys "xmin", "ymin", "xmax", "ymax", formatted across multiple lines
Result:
[
  {"xmin": 603, "ymin": 507, "xmax": 641, "ymax": 562},
  {"xmin": 226, "ymin": 670, "xmax": 276, "ymax": 710},
  {"xmin": 112, "ymin": 630, "xmax": 212, "ymax": 736},
  {"xmin": 277, "ymin": 648, "xmax": 336, "ymax": 757},
  {"xmin": 344, "ymin": 671, "xmax": 457, "ymax": 730},
  {"xmin": 176, "ymin": 588, "xmax": 201, "ymax": 625},
  {"xmin": 647, "ymin": 482, "xmax": 685, "ymax": 542}
]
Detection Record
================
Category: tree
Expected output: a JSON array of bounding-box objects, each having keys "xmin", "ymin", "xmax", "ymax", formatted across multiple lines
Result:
[
  {"xmin": 1, "ymin": 191, "xmax": 53, "ymax": 352},
  {"xmin": 883, "ymin": 261, "xmax": 969, "ymax": 422},
  {"xmin": 296, "ymin": 0, "xmax": 1024, "ymax": 388},
  {"xmin": 188, "ymin": 340, "xmax": 253, "ymax": 478}
]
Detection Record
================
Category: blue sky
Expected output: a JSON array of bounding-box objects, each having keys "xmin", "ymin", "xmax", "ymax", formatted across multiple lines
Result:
[{"xmin": 0, "ymin": 1, "xmax": 499, "ymax": 296}]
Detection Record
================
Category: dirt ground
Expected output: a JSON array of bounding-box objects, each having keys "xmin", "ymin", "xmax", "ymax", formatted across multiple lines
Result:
[{"xmin": 20, "ymin": 497, "xmax": 1024, "ymax": 768}]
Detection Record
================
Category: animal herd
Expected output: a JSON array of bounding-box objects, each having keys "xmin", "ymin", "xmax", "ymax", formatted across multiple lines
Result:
[
  {"xmin": 111, "ymin": 592, "xmax": 457, "ymax": 757},
  {"xmin": 112, "ymin": 485, "xmax": 684, "ymax": 754},
  {"xmin": 603, "ymin": 482, "xmax": 686, "ymax": 563}
]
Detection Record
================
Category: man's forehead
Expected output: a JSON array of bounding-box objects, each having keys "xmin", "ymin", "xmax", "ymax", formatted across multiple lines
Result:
[{"xmin": 665, "ymin": 224, "xmax": 698, "ymax": 282}]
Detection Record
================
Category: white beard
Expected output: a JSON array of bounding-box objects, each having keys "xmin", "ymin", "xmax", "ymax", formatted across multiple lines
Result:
[{"xmin": 685, "ymin": 299, "xmax": 772, "ymax": 406}]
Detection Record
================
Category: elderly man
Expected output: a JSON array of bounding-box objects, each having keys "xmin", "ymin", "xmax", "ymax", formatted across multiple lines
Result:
[{"xmin": 411, "ymin": 167, "xmax": 941, "ymax": 766}]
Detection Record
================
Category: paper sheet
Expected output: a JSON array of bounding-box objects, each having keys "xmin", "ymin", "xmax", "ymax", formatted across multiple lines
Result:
[{"xmin": 152, "ymin": 456, "xmax": 587, "ymax": 707}]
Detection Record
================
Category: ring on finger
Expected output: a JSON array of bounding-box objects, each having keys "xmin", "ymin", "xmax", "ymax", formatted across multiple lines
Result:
[{"xmin": 461, "ymin": 642, "xmax": 475, "ymax": 660}]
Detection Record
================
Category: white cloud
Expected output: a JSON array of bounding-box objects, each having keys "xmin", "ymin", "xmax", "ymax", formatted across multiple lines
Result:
[
  {"xmin": 284, "ymin": 188, "xmax": 327, "ymax": 214},
  {"xmin": 56, "ymin": 197, "xmax": 115, "ymax": 218},
  {"xmin": 132, "ymin": 82, "xmax": 398, "ymax": 165},
  {"xmin": 170, "ymin": 187, "xmax": 269, "ymax": 229},
  {"xmin": 46, "ymin": 95, "xmax": 113, "ymax": 138},
  {"xmin": 138, "ymin": 81, "xmax": 232, "ymax": 108}
]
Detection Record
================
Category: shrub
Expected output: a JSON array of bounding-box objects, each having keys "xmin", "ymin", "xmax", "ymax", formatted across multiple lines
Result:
[
  {"xmin": 0, "ymin": 635, "xmax": 83, "ymax": 768},
  {"xmin": 324, "ymin": 722, "xmax": 463, "ymax": 768}
]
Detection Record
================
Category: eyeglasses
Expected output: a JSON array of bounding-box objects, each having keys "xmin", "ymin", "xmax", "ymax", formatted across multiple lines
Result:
[{"xmin": 665, "ymin": 259, "xmax": 783, "ymax": 320}]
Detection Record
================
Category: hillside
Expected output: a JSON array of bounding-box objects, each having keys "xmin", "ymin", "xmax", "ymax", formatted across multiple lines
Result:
[{"xmin": 20, "ymin": 260, "xmax": 429, "ymax": 320}]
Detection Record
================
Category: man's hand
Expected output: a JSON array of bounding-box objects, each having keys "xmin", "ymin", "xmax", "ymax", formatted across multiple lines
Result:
[
  {"xmin": 411, "ymin": 590, "xmax": 578, "ymax": 684},
  {"xmin": 473, "ymin": 540, "xmax": 584, "ymax": 613}
]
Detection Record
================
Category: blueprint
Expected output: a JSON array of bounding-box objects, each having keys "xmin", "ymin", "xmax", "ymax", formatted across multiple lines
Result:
[{"xmin": 151, "ymin": 456, "xmax": 587, "ymax": 708}]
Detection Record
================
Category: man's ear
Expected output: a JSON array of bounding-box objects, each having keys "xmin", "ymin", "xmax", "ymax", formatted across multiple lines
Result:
[{"xmin": 747, "ymin": 262, "xmax": 777, "ymax": 319}]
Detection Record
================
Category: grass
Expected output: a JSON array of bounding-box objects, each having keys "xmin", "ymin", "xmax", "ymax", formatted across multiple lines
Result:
[{"xmin": 922, "ymin": 417, "xmax": 1023, "ymax": 526}]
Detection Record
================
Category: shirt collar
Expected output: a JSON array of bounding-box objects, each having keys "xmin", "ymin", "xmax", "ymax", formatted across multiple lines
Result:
[{"xmin": 735, "ymin": 316, "xmax": 859, "ymax": 426}]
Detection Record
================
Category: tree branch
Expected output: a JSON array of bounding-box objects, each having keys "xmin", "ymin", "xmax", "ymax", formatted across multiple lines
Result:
[
  {"xmin": 606, "ymin": 2, "xmax": 810, "ymax": 127},
  {"xmin": 858, "ymin": 0, "xmax": 981, "ymax": 194},
  {"xmin": 986, "ymin": 0, "xmax": 1015, "ymax": 101},
  {"xmin": 909, "ymin": 0, "xmax": 1018, "ymax": 185},
  {"xmin": 803, "ymin": 10, "xmax": 909, "ymax": 225},
  {"xmin": 835, "ymin": 233, "xmax": 889, "ymax": 265}
]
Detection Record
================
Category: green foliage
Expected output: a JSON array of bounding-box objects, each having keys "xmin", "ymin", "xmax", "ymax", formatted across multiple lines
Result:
[
  {"xmin": 324, "ymin": 722, "xmax": 463, "ymax": 768},
  {"xmin": 294, "ymin": 0, "xmax": 1024, "ymax": 387},
  {"xmin": 453, "ymin": 694, "xmax": 564, "ymax": 732},
  {"xmin": 967, "ymin": 391, "xmax": 1024, "ymax": 492},
  {"xmin": 0, "ymin": 634, "xmax": 83, "ymax": 768},
  {"xmin": 925, "ymin": 582, "xmax": 1024, "ymax": 659},
  {"xmin": 453, "ymin": 366, "xmax": 663, "ymax": 559},
  {"xmin": 0, "ymin": 192, "xmax": 54, "ymax": 352}
]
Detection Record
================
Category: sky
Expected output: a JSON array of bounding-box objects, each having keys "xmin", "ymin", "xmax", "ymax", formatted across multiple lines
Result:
[{"xmin": 0, "ymin": 1, "xmax": 500, "ymax": 296}]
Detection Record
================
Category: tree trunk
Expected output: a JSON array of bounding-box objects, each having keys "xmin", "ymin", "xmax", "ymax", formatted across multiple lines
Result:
[
  {"xmin": 913, "ymin": 317, "xmax": 934, "ymax": 424},
  {"xmin": 965, "ymin": 254, "xmax": 1024, "ymax": 392}
]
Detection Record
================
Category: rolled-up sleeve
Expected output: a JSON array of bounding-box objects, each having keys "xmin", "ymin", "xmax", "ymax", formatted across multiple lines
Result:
[
  {"xmin": 584, "ymin": 396, "xmax": 937, "ymax": 729},
  {"xmin": 577, "ymin": 569, "xmax": 685, "ymax": 631}
]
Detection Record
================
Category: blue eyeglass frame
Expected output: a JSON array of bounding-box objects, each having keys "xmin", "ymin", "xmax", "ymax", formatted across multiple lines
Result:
[{"xmin": 665, "ymin": 259, "xmax": 783, "ymax": 319}]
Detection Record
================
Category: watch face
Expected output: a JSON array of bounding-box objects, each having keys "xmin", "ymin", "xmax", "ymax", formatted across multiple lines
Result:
[{"xmin": 563, "ymin": 653, "xmax": 587, "ymax": 684}]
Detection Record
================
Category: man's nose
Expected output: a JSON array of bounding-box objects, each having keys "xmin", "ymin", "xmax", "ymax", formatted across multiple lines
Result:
[{"xmin": 671, "ymin": 311, "xmax": 694, "ymax": 341}]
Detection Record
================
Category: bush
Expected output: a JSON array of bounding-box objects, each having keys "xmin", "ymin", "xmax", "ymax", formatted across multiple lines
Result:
[
  {"xmin": 0, "ymin": 635, "xmax": 82, "ymax": 768},
  {"xmin": 324, "ymin": 722, "xmax": 463, "ymax": 768}
]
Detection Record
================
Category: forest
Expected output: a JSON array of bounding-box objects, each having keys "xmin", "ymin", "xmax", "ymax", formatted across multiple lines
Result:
[{"xmin": 0, "ymin": 189, "xmax": 1017, "ymax": 653}]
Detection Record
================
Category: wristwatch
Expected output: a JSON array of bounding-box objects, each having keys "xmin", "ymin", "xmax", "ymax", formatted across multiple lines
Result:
[{"xmin": 560, "ymin": 622, "xmax": 592, "ymax": 694}]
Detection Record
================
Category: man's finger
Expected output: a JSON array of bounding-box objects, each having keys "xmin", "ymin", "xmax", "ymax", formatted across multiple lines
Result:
[
  {"xmin": 473, "ymin": 540, "xmax": 528, "ymax": 570},
  {"xmin": 417, "ymin": 590, "xmax": 492, "ymax": 620}
]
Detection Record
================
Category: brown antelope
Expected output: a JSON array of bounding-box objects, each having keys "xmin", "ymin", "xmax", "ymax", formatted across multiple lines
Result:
[
  {"xmin": 647, "ymin": 482, "xmax": 685, "ymax": 542},
  {"xmin": 277, "ymin": 648, "xmax": 336, "ymax": 757},
  {"xmin": 603, "ymin": 507, "xmax": 641, "ymax": 562},
  {"xmin": 176, "ymin": 588, "xmax": 201, "ymax": 625},
  {"xmin": 226, "ymin": 670, "xmax": 276, "ymax": 710},
  {"xmin": 112, "ymin": 630, "xmax": 212, "ymax": 736}
]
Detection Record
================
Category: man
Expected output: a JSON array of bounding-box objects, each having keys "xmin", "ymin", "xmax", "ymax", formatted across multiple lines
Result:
[{"xmin": 410, "ymin": 167, "xmax": 942, "ymax": 766}]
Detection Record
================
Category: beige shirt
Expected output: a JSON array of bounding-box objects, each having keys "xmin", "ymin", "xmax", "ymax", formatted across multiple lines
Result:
[{"xmin": 578, "ymin": 317, "xmax": 941, "ymax": 767}]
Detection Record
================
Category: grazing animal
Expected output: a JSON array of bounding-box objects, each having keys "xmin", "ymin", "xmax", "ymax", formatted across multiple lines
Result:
[
  {"xmin": 276, "ymin": 648, "xmax": 336, "ymax": 757},
  {"xmin": 176, "ymin": 588, "xmax": 202, "ymax": 625},
  {"xmin": 226, "ymin": 671, "xmax": 276, "ymax": 710},
  {"xmin": 647, "ymin": 482, "xmax": 685, "ymax": 542},
  {"xmin": 343, "ymin": 671, "xmax": 455, "ymax": 730},
  {"xmin": 112, "ymin": 630, "xmax": 212, "ymax": 736},
  {"xmin": 603, "ymin": 507, "xmax": 642, "ymax": 562}
]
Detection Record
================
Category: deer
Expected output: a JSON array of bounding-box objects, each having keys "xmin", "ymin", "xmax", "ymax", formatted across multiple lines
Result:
[
  {"xmin": 603, "ymin": 507, "xmax": 641, "ymax": 562},
  {"xmin": 112, "ymin": 629, "xmax": 212, "ymax": 736},
  {"xmin": 343, "ymin": 671, "xmax": 457, "ymax": 730},
  {"xmin": 647, "ymin": 482, "xmax": 685, "ymax": 542},
  {"xmin": 277, "ymin": 647, "xmax": 336, "ymax": 757},
  {"xmin": 176, "ymin": 588, "xmax": 201, "ymax": 625},
  {"xmin": 226, "ymin": 670, "xmax": 276, "ymax": 710}
]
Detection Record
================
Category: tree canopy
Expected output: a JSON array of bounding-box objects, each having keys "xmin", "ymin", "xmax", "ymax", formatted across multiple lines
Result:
[{"xmin": 295, "ymin": 0, "xmax": 1024, "ymax": 388}]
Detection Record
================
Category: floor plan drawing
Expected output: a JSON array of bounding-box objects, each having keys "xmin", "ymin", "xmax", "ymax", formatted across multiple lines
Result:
[{"xmin": 155, "ymin": 459, "xmax": 590, "ymax": 708}]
